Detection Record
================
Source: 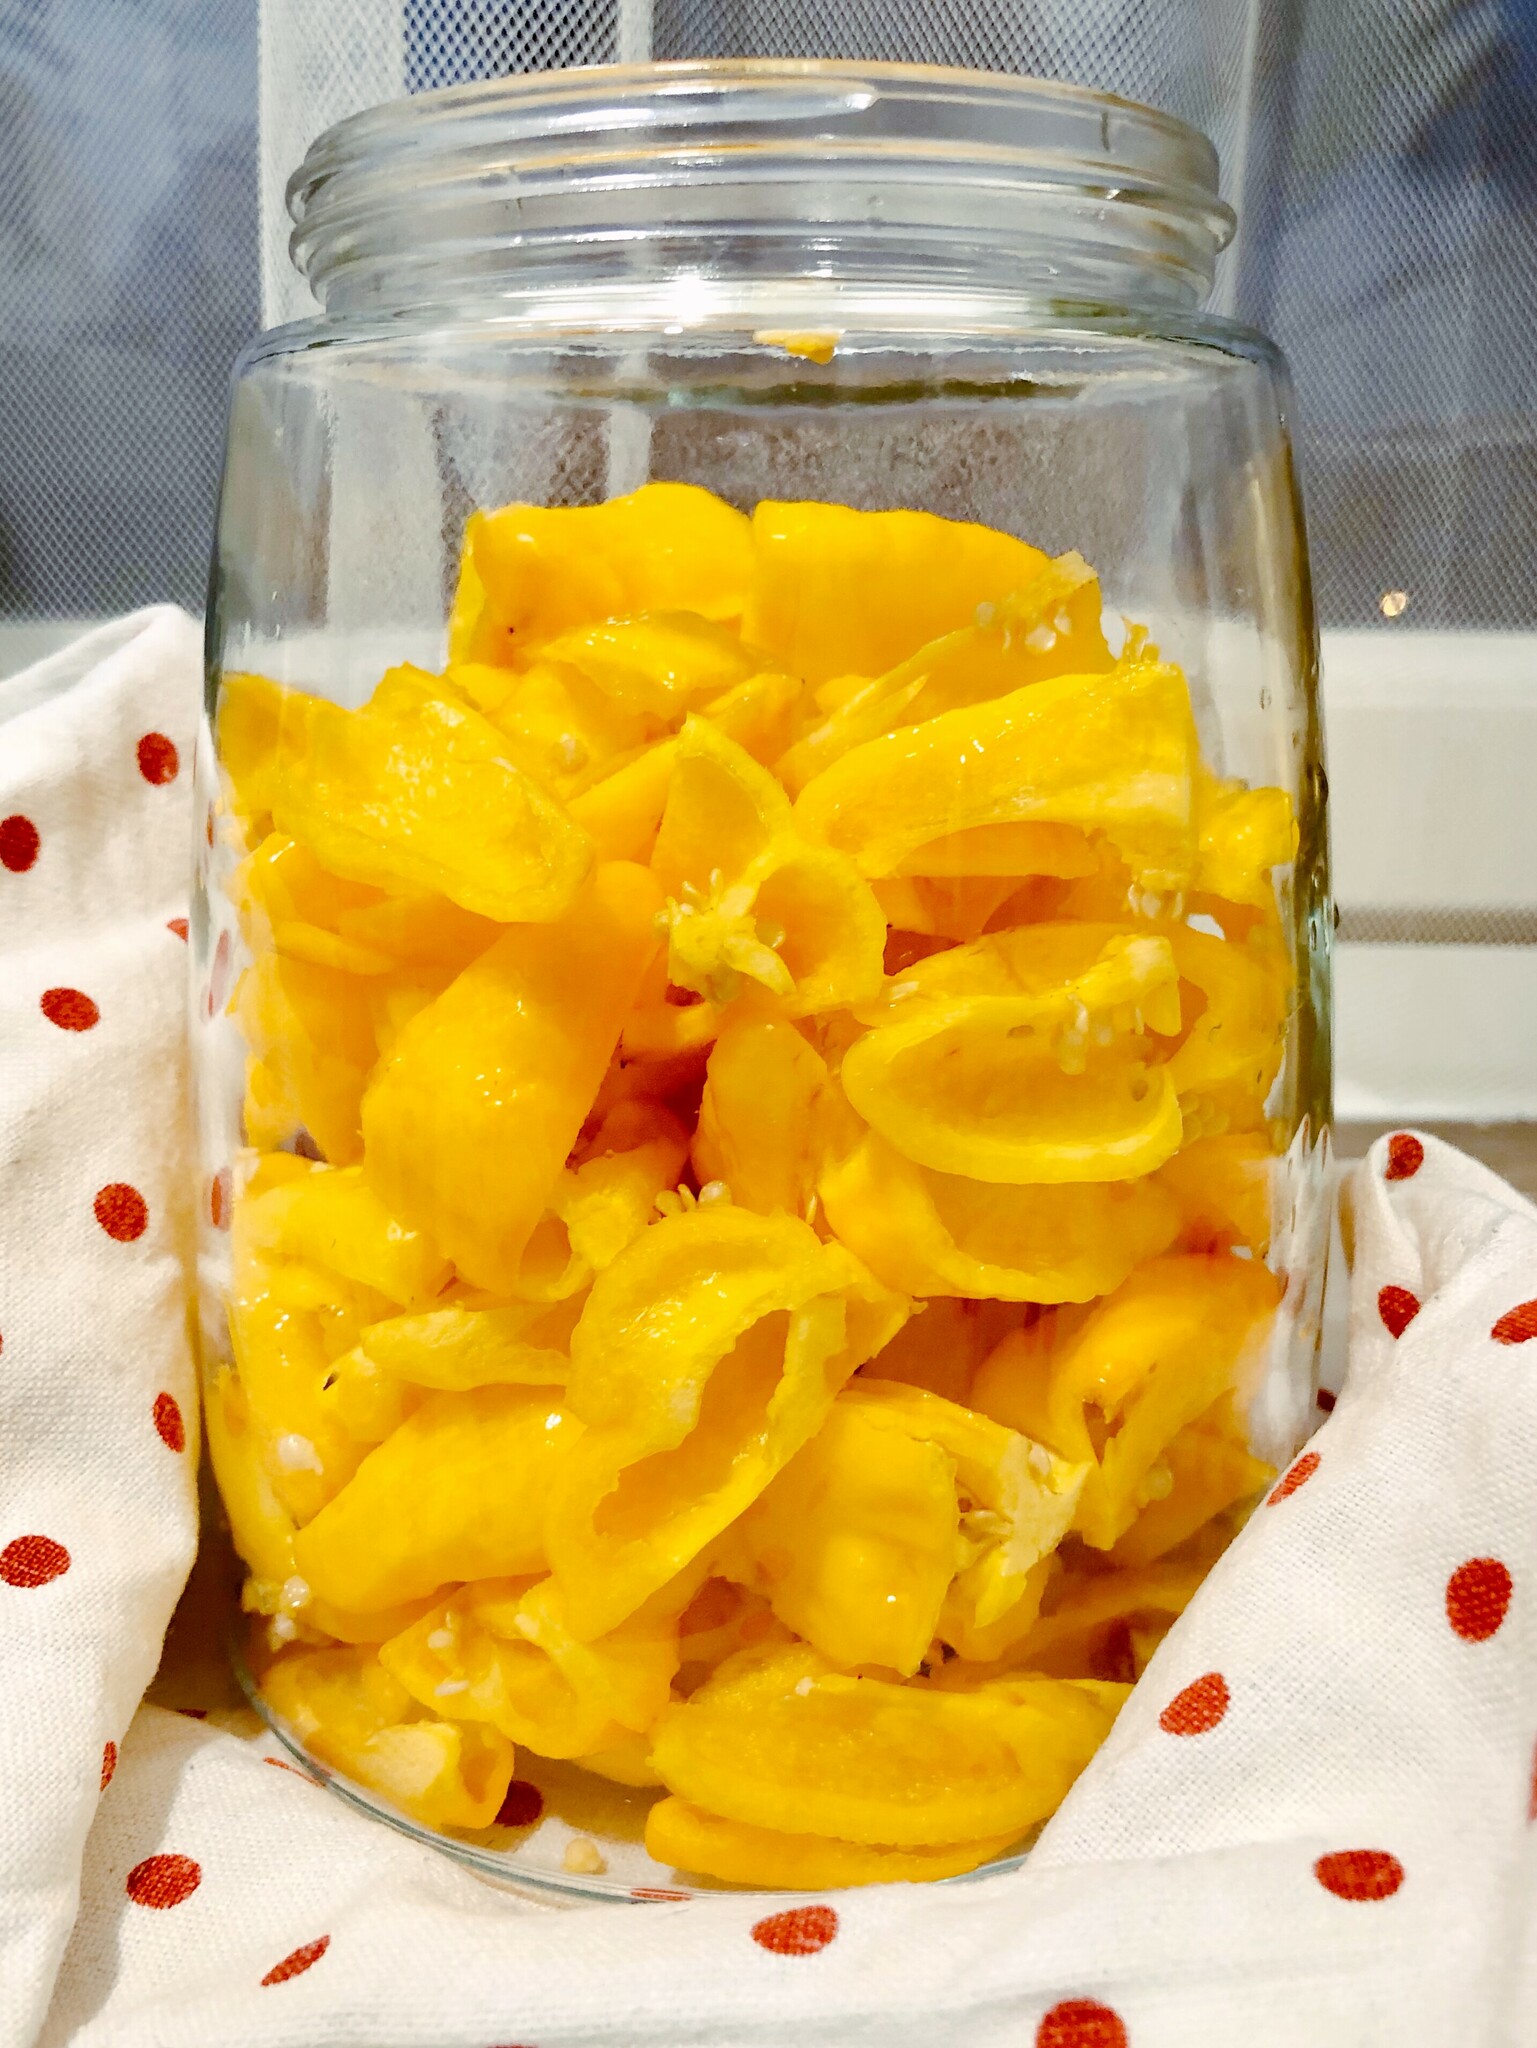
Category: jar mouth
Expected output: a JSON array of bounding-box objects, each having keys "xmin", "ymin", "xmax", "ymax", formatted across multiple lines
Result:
[{"xmin": 288, "ymin": 58, "xmax": 1237, "ymax": 321}]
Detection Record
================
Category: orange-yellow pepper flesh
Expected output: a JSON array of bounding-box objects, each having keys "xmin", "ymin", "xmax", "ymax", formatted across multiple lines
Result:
[
  {"xmin": 691, "ymin": 1011, "xmax": 829, "ymax": 1218},
  {"xmin": 267, "ymin": 673, "xmax": 593, "ymax": 924},
  {"xmin": 775, "ymin": 550, "xmax": 1112, "ymax": 794},
  {"xmin": 732, "ymin": 1398, "xmax": 959, "ymax": 1675},
  {"xmin": 793, "ymin": 660, "xmax": 1199, "ymax": 887},
  {"xmin": 236, "ymin": 951, "xmax": 378, "ymax": 1164},
  {"xmin": 1108, "ymin": 1400, "xmax": 1274, "ymax": 1568},
  {"xmin": 261, "ymin": 1642, "xmax": 513, "ymax": 1830},
  {"xmin": 840, "ymin": 933, "xmax": 1184, "ymax": 1185},
  {"xmin": 548, "ymin": 1207, "xmax": 909, "ymax": 1638},
  {"xmin": 360, "ymin": 861, "xmax": 662, "ymax": 1294},
  {"xmin": 646, "ymin": 1797, "xmax": 1023, "ymax": 1888},
  {"xmin": 236, "ymin": 1163, "xmax": 451, "ymax": 1309},
  {"xmin": 353, "ymin": 1298, "xmax": 578, "ymax": 1393},
  {"xmin": 203, "ymin": 1364, "xmax": 298, "ymax": 1605},
  {"xmin": 651, "ymin": 716, "xmax": 886, "ymax": 1016},
  {"xmin": 292, "ymin": 1385, "xmax": 577, "ymax": 1611},
  {"xmin": 1195, "ymin": 776, "xmax": 1299, "ymax": 908},
  {"xmin": 534, "ymin": 612, "xmax": 761, "ymax": 720},
  {"xmin": 744, "ymin": 501, "xmax": 1051, "ymax": 684},
  {"xmin": 1020, "ymin": 1558, "xmax": 1212, "ymax": 1678},
  {"xmin": 378, "ymin": 1571, "xmax": 688, "ymax": 1759},
  {"xmin": 1157, "ymin": 1131, "xmax": 1276, "ymax": 1254},
  {"xmin": 819, "ymin": 1125, "xmax": 1180, "ymax": 1303},
  {"xmin": 972, "ymin": 1252, "xmax": 1283, "ymax": 1551},
  {"xmin": 649, "ymin": 1643, "xmax": 1127, "ymax": 1846},
  {"xmin": 459, "ymin": 483, "xmax": 754, "ymax": 659},
  {"xmin": 218, "ymin": 669, "xmax": 313, "ymax": 827}
]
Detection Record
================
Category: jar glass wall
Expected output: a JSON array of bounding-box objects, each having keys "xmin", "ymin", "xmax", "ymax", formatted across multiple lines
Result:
[{"xmin": 194, "ymin": 61, "xmax": 1330, "ymax": 1898}]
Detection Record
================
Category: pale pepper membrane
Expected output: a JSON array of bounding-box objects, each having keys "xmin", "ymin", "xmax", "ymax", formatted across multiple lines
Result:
[{"xmin": 208, "ymin": 483, "xmax": 1299, "ymax": 1885}]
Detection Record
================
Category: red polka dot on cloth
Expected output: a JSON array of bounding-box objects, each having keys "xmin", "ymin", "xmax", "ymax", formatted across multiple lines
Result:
[
  {"xmin": 1528, "ymin": 1738, "xmax": 1537, "ymax": 1823},
  {"xmin": 100, "ymin": 1741, "xmax": 117, "ymax": 1791},
  {"xmin": 751, "ymin": 1905, "xmax": 839, "ymax": 1956},
  {"xmin": 209, "ymin": 1167, "xmax": 232, "ymax": 1231},
  {"xmin": 1036, "ymin": 1999, "xmax": 1129, "ymax": 2048},
  {"xmin": 0, "ymin": 1535, "xmax": 70, "ymax": 1587},
  {"xmin": 94, "ymin": 1183, "xmax": 148, "ymax": 1242},
  {"xmin": 1377, "ymin": 1285, "xmax": 1421, "ymax": 1339},
  {"xmin": 1315, "ymin": 1386, "xmax": 1337, "ymax": 1414},
  {"xmin": 1385, "ymin": 1133, "xmax": 1424, "ymax": 1181},
  {"xmin": 1268, "ymin": 1451, "xmax": 1321, "ymax": 1504},
  {"xmin": 136, "ymin": 733, "xmax": 179, "ymax": 785},
  {"xmin": 261, "ymin": 1935, "xmax": 330, "ymax": 1986},
  {"xmin": 1159, "ymin": 1671, "xmax": 1230, "ymax": 1736},
  {"xmin": 167, "ymin": 916, "xmax": 189, "ymax": 941},
  {"xmin": 126, "ymin": 1853, "xmax": 201, "ymax": 1909},
  {"xmin": 40, "ymin": 987, "xmax": 99, "ymax": 1032},
  {"xmin": 1446, "ymin": 1557, "xmax": 1512, "ymax": 1642},
  {"xmin": 0, "ymin": 815, "xmax": 40, "ymax": 873},
  {"xmin": 495, "ymin": 1780, "xmax": 545, "ymax": 1828},
  {"xmin": 1492, "ymin": 1300, "xmax": 1537, "ymax": 1346},
  {"xmin": 152, "ymin": 1392, "xmax": 186, "ymax": 1453},
  {"xmin": 1313, "ymin": 1849, "xmax": 1404, "ymax": 1902}
]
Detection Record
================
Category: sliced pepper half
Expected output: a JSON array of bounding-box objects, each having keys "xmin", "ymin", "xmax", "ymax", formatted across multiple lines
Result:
[
  {"xmin": 649, "ymin": 1643, "xmax": 1126, "ymax": 1846},
  {"xmin": 360, "ymin": 861, "xmax": 662, "ymax": 1294},
  {"xmin": 548, "ymin": 1207, "xmax": 910, "ymax": 1638},
  {"xmin": 793, "ymin": 659, "xmax": 1199, "ymax": 887}
]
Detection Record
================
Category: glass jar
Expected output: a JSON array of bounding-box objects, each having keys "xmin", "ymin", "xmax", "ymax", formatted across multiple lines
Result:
[{"xmin": 195, "ymin": 59, "xmax": 1331, "ymax": 1899}]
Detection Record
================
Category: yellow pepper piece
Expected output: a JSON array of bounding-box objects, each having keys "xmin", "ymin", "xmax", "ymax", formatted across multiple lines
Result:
[
  {"xmin": 692, "ymin": 1013, "xmax": 828, "ymax": 1218},
  {"xmin": 844, "ymin": 1380, "xmax": 1087, "ymax": 1633},
  {"xmin": 548, "ymin": 1207, "xmax": 909, "ymax": 1638},
  {"xmin": 793, "ymin": 660, "xmax": 1199, "ymax": 887},
  {"xmin": 381, "ymin": 1572, "xmax": 687, "ymax": 1759},
  {"xmin": 699, "ymin": 667, "xmax": 806, "ymax": 765},
  {"xmin": 203, "ymin": 1365, "xmax": 297, "ymax": 1610},
  {"xmin": 841, "ymin": 934, "xmax": 1183, "ymax": 1185},
  {"xmin": 732, "ymin": 1398, "xmax": 959, "ymax": 1675},
  {"xmin": 937, "ymin": 1554, "xmax": 1058, "ymax": 1664},
  {"xmin": 744, "ymin": 502, "xmax": 1050, "ymax": 684},
  {"xmin": 567, "ymin": 740, "xmax": 678, "ymax": 865},
  {"xmin": 974, "ymin": 1252, "xmax": 1282, "ymax": 1551},
  {"xmin": 652, "ymin": 715, "xmax": 886, "ymax": 1015},
  {"xmin": 352, "ymin": 1297, "xmax": 579, "ymax": 1394},
  {"xmin": 776, "ymin": 552, "xmax": 1112, "ymax": 793},
  {"xmin": 218, "ymin": 669, "xmax": 314, "ymax": 826},
  {"xmin": 237, "ymin": 952, "xmax": 378, "ymax": 1165},
  {"xmin": 501, "ymin": 1102, "xmax": 691, "ymax": 1304},
  {"xmin": 261, "ymin": 1644, "xmax": 512, "ymax": 1830},
  {"xmin": 1195, "ymin": 777, "xmax": 1298, "ymax": 908},
  {"xmin": 1157, "ymin": 1131, "xmax": 1276, "ymax": 1254},
  {"xmin": 447, "ymin": 656, "xmax": 656, "ymax": 793},
  {"xmin": 1160, "ymin": 923, "xmax": 1290, "ymax": 1108},
  {"xmin": 266, "ymin": 671, "xmax": 592, "ymax": 923},
  {"xmin": 752, "ymin": 329, "xmax": 840, "ymax": 363},
  {"xmin": 650, "ymin": 1643, "xmax": 1126, "ymax": 1845},
  {"xmin": 535, "ymin": 612, "xmax": 761, "ymax": 720},
  {"xmin": 235, "ymin": 833, "xmax": 387, "ymax": 970},
  {"xmin": 292, "ymin": 1386, "xmax": 577, "ymax": 1610},
  {"xmin": 871, "ymin": 875, "xmax": 1027, "ymax": 943},
  {"xmin": 457, "ymin": 483, "xmax": 754, "ymax": 659},
  {"xmin": 894, "ymin": 820, "xmax": 1101, "ymax": 881},
  {"xmin": 306, "ymin": 1593, "xmax": 441, "ymax": 1645},
  {"xmin": 1109, "ymin": 1401, "xmax": 1274, "ymax": 1568},
  {"xmin": 858, "ymin": 1297, "xmax": 1014, "ymax": 1407},
  {"xmin": 577, "ymin": 1732, "xmax": 663, "ymax": 1787},
  {"xmin": 361, "ymin": 861, "xmax": 663, "ymax": 1294},
  {"xmin": 227, "ymin": 1261, "xmax": 371, "ymax": 1526},
  {"xmin": 1020, "ymin": 1558, "xmax": 1212, "ymax": 1680},
  {"xmin": 820, "ymin": 1126, "xmax": 1180, "ymax": 1301},
  {"xmin": 236, "ymin": 1162, "xmax": 451, "ymax": 1309},
  {"xmin": 646, "ymin": 1798, "xmax": 1021, "ymax": 1888}
]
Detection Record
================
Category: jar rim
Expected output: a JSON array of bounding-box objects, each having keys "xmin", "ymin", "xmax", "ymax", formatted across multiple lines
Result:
[{"xmin": 288, "ymin": 58, "xmax": 1237, "ymax": 318}]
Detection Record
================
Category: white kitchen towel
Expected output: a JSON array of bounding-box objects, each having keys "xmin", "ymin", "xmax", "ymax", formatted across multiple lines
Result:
[{"xmin": 4, "ymin": 611, "xmax": 1535, "ymax": 2048}]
